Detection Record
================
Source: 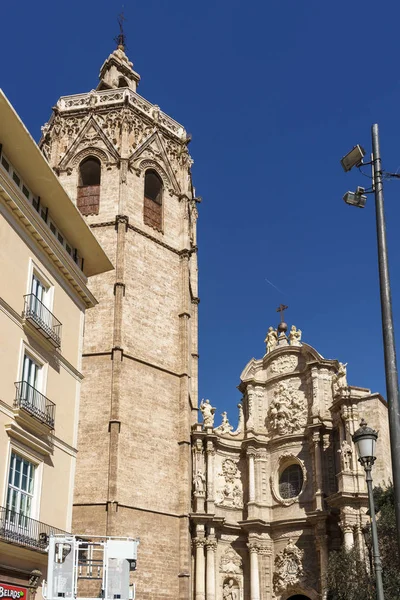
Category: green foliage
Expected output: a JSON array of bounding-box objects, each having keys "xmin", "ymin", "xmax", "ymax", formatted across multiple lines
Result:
[
  {"xmin": 327, "ymin": 483, "xmax": 400, "ymax": 600},
  {"xmin": 374, "ymin": 483, "xmax": 400, "ymax": 599},
  {"xmin": 327, "ymin": 547, "xmax": 374, "ymax": 600}
]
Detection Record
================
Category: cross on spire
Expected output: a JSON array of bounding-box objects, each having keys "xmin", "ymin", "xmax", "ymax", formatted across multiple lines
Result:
[
  {"xmin": 115, "ymin": 10, "xmax": 126, "ymax": 49},
  {"xmin": 276, "ymin": 304, "xmax": 288, "ymax": 323}
]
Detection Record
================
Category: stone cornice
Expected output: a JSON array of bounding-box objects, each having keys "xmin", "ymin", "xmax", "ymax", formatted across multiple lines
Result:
[
  {"xmin": 55, "ymin": 88, "xmax": 187, "ymax": 142},
  {"xmin": 0, "ymin": 178, "xmax": 96, "ymax": 308}
]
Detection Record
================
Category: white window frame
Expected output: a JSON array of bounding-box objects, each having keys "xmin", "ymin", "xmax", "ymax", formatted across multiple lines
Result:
[
  {"xmin": 17, "ymin": 341, "xmax": 48, "ymax": 396},
  {"xmin": 26, "ymin": 259, "xmax": 54, "ymax": 312},
  {"xmin": 3, "ymin": 442, "xmax": 43, "ymax": 522}
]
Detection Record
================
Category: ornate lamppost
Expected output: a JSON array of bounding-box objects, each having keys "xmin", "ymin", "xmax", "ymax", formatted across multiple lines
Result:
[{"xmin": 352, "ymin": 419, "xmax": 385, "ymax": 600}]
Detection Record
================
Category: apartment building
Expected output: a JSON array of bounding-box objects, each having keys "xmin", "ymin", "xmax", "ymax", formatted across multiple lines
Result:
[{"xmin": 0, "ymin": 90, "xmax": 113, "ymax": 596}]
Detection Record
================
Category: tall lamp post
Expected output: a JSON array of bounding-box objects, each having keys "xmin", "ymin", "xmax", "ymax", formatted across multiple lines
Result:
[
  {"xmin": 341, "ymin": 126, "xmax": 400, "ymax": 556},
  {"xmin": 352, "ymin": 419, "xmax": 385, "ymax": 600}
]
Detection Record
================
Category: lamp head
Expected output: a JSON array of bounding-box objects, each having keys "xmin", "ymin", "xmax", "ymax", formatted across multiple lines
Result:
[
  {"xmin": 343, "ymin": 187, "xmax": 367, "ymax": 208},
  {"xmin": 352, "ymin": 418, "xmax": 378, "ymax": 468},
  {"xmin": 341, "ymin": 145, "xmax": 366, "ymax": 172}
]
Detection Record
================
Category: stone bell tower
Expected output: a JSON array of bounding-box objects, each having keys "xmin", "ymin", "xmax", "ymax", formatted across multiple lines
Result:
[{"xmin": 40, "ymin": 41, "xmax": 199, "ymax": 600}]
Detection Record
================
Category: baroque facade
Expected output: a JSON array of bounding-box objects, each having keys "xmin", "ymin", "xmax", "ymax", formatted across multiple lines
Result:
[
  {"xmin": 192, "ymin": 321, "xmax": 391, "ymax": 600},
  {"xmin": 40, "ymin": 44, "xmax": 198, "ymax": 600}
]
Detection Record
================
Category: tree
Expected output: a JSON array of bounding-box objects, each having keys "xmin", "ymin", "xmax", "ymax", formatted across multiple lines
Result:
[{"xmin": 327, "ymin": 483, "xmax": 400, "ymax": 600}]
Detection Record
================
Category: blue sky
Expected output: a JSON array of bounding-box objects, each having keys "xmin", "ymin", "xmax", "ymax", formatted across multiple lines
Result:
[{"xmin": 3, "ymin": 0, "xmax": 400, "ymax": 428}]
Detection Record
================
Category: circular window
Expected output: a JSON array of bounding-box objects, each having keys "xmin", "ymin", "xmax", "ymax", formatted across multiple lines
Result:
[{"xmin": 279, "ymin": 464, "xmax": 303, "ymax": 499}]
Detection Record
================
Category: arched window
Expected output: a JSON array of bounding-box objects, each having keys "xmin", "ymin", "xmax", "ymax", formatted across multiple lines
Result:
[
  {"xmin": 143, "ymin": 169, "xmax": 163, "ymax": 231},
  {"xmin": 77, "ymin": 157, "xmax": 101, "ymax": 216},
  {"xmin": 118, "ymin": 77, "xmax": 129, "ymax": 88},
  {"xmin": 279, "ymin": 464, "xmax": 303, "ymax": 499}
]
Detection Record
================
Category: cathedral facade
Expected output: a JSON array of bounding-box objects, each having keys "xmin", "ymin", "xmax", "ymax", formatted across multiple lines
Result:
[{"xmin": 40, "ymin": 43, "xmax": 391, "ymax": 600}]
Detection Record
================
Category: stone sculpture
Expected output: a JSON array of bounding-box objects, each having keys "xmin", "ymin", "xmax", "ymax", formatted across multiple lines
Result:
[
  {"xmin": 338, "ymin": 440, "xmax": 353, "ymax": 472},
  {"xmin": 265, "ymin": 326, "xmax": 278, "ymax": 353},
  {"xmin": 268, "ymin": 382, "xmax": 306, "ymax": 435},
  {"xmin": 332, "ymin": 362, "xmax": 348, "ymax": 396},
  {"xmin": 214, "ymin": 411, "xmax": 234, "ymax": 434},
  {"xmin": 273, "ymin": 538, "xmax": 305, "ymax": 593},
  {"xmin": 289, "ymin": 325, "xmax": 302, "ymax": 346},
  {"xmin": 216, "ymin": 459, "xmax": 243, "ymax": 508},
  {"xmin": 193, "ymin": 469, "xmax": 206, "ymax": 494},
  {"xmin": 200, "ymin": 398, "xmax": 216, "ymax": 427},
  {"xmin": 223, "ymin": 579, "xmax": 239, "ymax": 600}
]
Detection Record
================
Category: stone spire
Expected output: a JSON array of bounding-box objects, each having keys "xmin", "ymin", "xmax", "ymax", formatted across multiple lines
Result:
[{"xmin": 97, "ymin": 43, "xmax": 140, "ymax": 93}]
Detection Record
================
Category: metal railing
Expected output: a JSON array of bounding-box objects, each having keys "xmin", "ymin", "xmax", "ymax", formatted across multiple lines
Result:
[
  {"xmin": 0, "ymin": 506, "xmax": 67, "ymax": 551},
  {"xmin": 14, "ymin": 381, "xmax": 55, "ymax": 429},
  {"xmin": 23, "ymin": 294, "xmax": 62, "ymax": 347}
]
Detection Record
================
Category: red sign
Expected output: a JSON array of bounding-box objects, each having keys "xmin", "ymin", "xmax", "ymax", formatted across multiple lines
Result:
[{"xmin": 0, "ymin": 584, "xmax": 28, "ymax": 600}]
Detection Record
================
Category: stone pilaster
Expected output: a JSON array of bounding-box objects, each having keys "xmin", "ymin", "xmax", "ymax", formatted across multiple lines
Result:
[
  {"xmin": 315, "ymin": 520, "xmax": 329, "ymax": 600},
  {"xmin": 193, "ymin": 537, "xmax": 206, "ymax": 600},
  {"xmin": 205, "ymin": 538, "xmax": 217, "ymax": 600},
  {"xmin": 247, "ymin": 541, "xmax": 260, "ymax": 600},
  {"xmin": 206, "ymin": 440, "xmax": 215, "ymax": 513}
]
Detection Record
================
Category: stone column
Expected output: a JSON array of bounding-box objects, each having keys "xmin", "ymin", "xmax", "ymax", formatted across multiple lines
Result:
[
  {"xmin": 194, "ymin": 537, "xmax": 206, "ymax": 600},
  {"xmin": 206, "ymin": 440, "xmax": 215, "ymax": 513},
  {"xmin": 310, "ymin": 430, "xmax": 323, "ymax": 511},
  {"xmin": 247, "ymin": 541, "xmax": 260, "ymax": 600},
  {"xmin": 342, "ymin": 525, "xmax": 354, "ymax": 549},
  {"xmin": 315, "ymin": 521, "xmax": 329, "ymax": 600},
  {"xmin": 205, "ymin": 538, "xmax": 217, "ymax": 600}
]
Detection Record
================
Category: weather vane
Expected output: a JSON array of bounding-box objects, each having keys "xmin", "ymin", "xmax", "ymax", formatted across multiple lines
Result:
[{"xmin": 115, "ymin": 9, "xmax": 126, "ymax": 49}]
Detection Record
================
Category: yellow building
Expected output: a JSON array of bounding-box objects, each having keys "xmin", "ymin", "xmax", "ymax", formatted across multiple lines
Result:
[{"xmin": 0, "ymin": 90, "xmax": 113, "ymax": 596}]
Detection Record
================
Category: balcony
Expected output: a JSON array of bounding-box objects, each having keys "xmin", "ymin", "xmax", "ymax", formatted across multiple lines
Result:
[
  {"xmin": 14, "ymin": 381, "xmax": 55, "ymax": 430},
  {"xmin": 0, "ymin": 506, "xmax": 67, "ymax": 552},
  {"xmin": 23, "ymin": 294, "xmax": 62, "ymax": 348}
]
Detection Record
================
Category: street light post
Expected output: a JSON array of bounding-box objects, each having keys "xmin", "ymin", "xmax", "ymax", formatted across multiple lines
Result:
[
  {"xmin": 371, "ymin": 125, "xmax": 400, "ymax": 553},
  {"xmin": 341, "ymin": 126, "xmax": 400, "ymax": 555},
  {"xmin": 353, "ymin": 420, "xmax": 385, "ymax": 600}
]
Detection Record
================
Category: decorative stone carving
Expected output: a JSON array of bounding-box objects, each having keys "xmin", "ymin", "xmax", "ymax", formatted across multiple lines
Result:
[
  {"xmin": 289, "ymin": 325, "xmax": 302, "ymax": 346},
  {"xmin": 332, "ymin": 362, "xmax": 348, "ymax": 397},
  {"xmin": 270, "ymin": 354, "xmax": 298, "ymax": 375},
  {"xmin": 215, "ymin": 459, "xmax": 243, "ymax": 509},
  {"xmin": 220, "ymin": 547, "xmax": 242, "ymax": 574},
  {"xmin": 267, "ymin": 381, "xmax": 307, "ymax": 436},
  {"xmin": 338, "ymin": 440, "xmax": 353, "ymax": 471},
  {"xmin": 273, "ymin": 539, "xmax": 305, "ymax": 593},
  {"xmin": 222, "ymin": 578, "xmax": 240, "ymax": 600},
  {"xmin": 200, "ymin": 398, "xmax": 216, "ymax": 428},
  {"xmin": 265, "ymin": 327, "xmax": 278, "ymax": 353},
  {"xmin": 193, "ymin": 469, "xmax": 206, "ymax": 495},
  {"xmin": 214, "ymin": 412, "xmax": 234, "ymax": 434}
]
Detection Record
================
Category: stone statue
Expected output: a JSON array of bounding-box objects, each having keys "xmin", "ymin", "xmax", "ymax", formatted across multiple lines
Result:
[
  {"xmin": 265, "ymin": 326, "xmax": 278, "ymax": 353},
  {"xmin": 214, "ymin": 411, "xmax": 234, "ymax": 434},
  {"xmin": 273, "ymin": 538, "xmax": 305, "ymax": 593},
  {"xmin": 223, "ymin": 579, "xmax": 239, "ymax": 600},
  {"xmin": 289, "ymin": 325, "xmax": 302, "ymax": 346},
  {"xmin": 268, "ymin": 382, "xmax": 306, "ymax": 436},
  {"xmin": 200, "ymin": 398, "xmax": 216, "ymax": 427},
  {"xmin": 332, "ymin": 362, "xmax": 348, "ymax": 396},
  {"xmin": 193, "ymin": 469, "xmax": 206, "ymax": 494},
  {"xmin": 338, "ymin": 439, "xmax": 353, "ymax": 471}
]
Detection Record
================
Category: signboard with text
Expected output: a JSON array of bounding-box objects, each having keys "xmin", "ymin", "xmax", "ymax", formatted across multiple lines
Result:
[{"xmin": 0, "ymin": 583, "xmax": 28, "ymax": 600}]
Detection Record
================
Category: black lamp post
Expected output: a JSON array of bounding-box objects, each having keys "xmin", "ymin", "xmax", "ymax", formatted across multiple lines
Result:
[{"xmin": 352, "ymin": 419, "xmax": 385, "ymax": 600}]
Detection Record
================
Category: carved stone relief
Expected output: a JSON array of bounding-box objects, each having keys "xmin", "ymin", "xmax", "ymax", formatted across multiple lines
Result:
[
  {"xmin": 273, "ymin": 539, "xmax": 305, "ymax": 593},
  {"xmin": 267, "ymin": 380, "xmax": 307, "ymax": 436},
  {"xmin": 215, "ymin": 458, "xmax": 243, "ymax": 509},
  {"xmin": 219, "ymin": 546, "xmax": 242, "ymax": 574},
  {"xmin": 270, "ymin": 354, "xmax": 298, "ymax": 375}
]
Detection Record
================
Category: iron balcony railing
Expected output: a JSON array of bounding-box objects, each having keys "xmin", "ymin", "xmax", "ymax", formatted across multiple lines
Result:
[
  {"xmin": 0, "ymin": 506, "xmax": 67, "ymax": 551},
  {"xmin": 23, "ymin": 294, "xmax": 62, "ymax": 347},
  {"xmin": 14, "ymin": 381, "xmax": 55, "ymax": 429}
]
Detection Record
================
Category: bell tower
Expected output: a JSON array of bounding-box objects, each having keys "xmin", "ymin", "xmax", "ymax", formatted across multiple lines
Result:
[{"xmin": 41, "ymin": 41, "xmax": 199, "ymax": 600}]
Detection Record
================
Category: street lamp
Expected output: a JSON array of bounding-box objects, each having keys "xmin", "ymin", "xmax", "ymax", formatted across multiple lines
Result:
[
  {"xmin": 353, "ymin": 419, "xmax": 384, "ymax": 600},
  {"xmin": 341, "ymin": 125, "xmax": 400, "ymax": 558}
]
